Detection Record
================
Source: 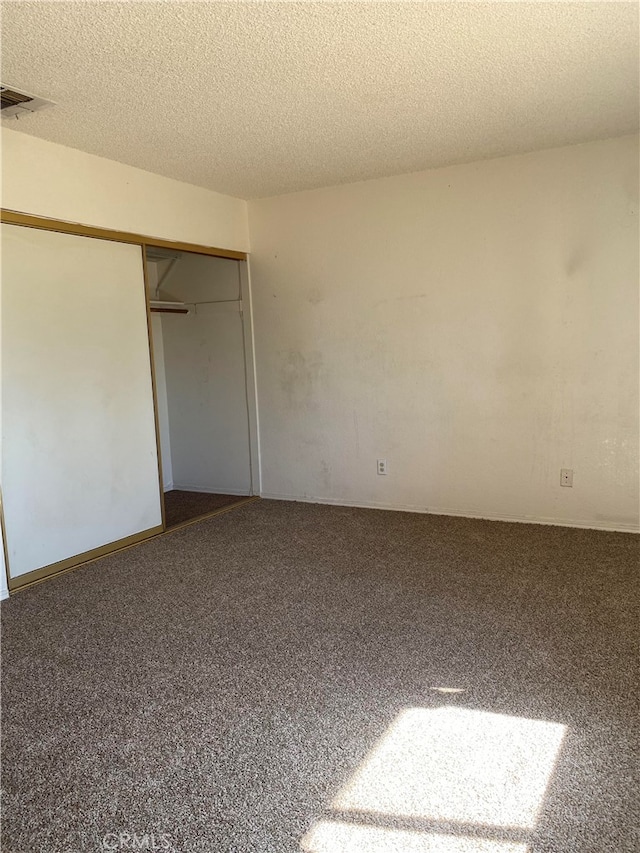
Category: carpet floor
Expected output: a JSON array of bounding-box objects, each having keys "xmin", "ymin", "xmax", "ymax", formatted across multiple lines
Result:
[
  {"xmin": 1, "ymin": 500, "xmax": 638, "ymax": 853},
  {"xmin": 163, "ymin": 490, "xmax": 252, "ymax": 529}
]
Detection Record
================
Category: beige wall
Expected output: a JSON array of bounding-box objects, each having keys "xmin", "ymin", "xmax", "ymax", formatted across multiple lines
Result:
[
  {"xmin": 2, "ymin": 127, "xmax": 637, "ymax": 532},
  {"xmin": 1, "ymin": 128, "xmax": 249, "ymax": 251},
  {"xmin": 248, "ymin": 135, "xmax": 640, "ymax": 531}
]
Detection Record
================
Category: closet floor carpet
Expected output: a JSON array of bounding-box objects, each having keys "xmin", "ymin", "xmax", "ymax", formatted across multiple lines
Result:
[
  {"xmin": 163, "ymin": 489, "xmax": 252, "ymax": 529},
  {"xmin": 1, "ymin": 500, "xmax": 638, "ymax": 853}
]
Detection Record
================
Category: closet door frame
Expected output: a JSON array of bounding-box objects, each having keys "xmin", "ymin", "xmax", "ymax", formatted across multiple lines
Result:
[
  {"xmin": 0, "ymin": 209, "xmax": 247, "ymax": 592},
  {"xmin": 239, "ymin": 261, "xmax": 261, "ymax": 496}
]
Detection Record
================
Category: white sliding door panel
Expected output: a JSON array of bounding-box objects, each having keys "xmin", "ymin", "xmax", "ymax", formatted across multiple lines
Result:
[{"xmin": 1, "ymin": 224, "xmax": 162, "ymax": 579}]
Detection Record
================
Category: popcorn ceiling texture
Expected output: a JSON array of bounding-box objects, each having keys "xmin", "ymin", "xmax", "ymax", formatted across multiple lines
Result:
[{"xmin": 1, "ymin": 2, "xmax": 638, "ymax": 199}]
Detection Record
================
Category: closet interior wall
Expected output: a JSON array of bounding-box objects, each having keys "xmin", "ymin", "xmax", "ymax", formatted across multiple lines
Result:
[{"xmin": 148, "ymin": 252, "xmax": 254, "ymax": 498}]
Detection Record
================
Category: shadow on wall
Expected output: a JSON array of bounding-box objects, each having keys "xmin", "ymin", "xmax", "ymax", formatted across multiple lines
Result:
[{"xmin": 301, "ymin": 704, "xmax": 566, "ymax": 852}]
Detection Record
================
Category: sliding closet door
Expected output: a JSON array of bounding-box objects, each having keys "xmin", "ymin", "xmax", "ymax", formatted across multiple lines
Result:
[{"xmin": 1, "ymin": 223, "xmax": 162, "ymax": 584}]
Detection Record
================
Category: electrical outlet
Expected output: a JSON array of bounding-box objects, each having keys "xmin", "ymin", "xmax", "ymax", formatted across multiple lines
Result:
[
  {"xmin": 377, "ymin": 459, "xmax": 387, "ymax": 475},
  {"xmin": 560, "ymin": 468, "xmax": 573, "ymax": 487}
]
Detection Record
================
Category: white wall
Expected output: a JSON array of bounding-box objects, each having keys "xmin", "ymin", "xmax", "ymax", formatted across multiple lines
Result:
[
  {"xmin": 248, "ymin": 135, "xmax": 640, "ymax": 531},
  {"xmin": 1, "ymin": 128, "xmax": 249, "ymax": 251},
  {"xmin": 156, "ymin": 255, "xmax": 253, "ymax": 495}
]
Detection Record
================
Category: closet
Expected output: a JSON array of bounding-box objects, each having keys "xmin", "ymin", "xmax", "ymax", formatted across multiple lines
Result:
[
  {"xmin": 0, "ymin": 214, "xmax": 254, "ymax": 591},
  {"xmin": 147, "ymin": 247, "xmax": 256, "ymax": 528}
]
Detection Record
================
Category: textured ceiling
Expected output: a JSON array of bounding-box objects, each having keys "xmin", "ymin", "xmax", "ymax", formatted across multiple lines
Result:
[{"xmin": 1, "ymin": 2, "xmax": 638, "ymax": 199}]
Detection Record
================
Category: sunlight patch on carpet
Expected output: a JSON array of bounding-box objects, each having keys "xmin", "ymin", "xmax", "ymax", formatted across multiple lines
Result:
[
  {"xmin": 331, "ymin": 706, "xmax": 566, "ymax": 828},
  {"xmin": 301, "ymin": 820, "xmax": 527, "ymax": 853}
]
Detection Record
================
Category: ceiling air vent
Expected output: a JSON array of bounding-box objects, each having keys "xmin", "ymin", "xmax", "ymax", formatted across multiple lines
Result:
[{"xmin": 1, "ymin": 85, "xmax": 54, "ymax": 118}]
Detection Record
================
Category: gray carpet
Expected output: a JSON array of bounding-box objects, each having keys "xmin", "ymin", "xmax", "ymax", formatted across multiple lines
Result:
[
  {"xmin": 1, "ymin": 499, "xmax": 638, "ymax": 853},
  {"xmin": 163, "ymin": 490, "xmax": 252, "ymax": 530}
]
